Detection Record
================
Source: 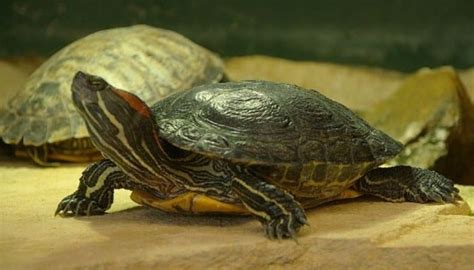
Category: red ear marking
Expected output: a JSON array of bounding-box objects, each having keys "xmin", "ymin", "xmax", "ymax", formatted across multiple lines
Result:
[{"xmin": 112, "ymin": 88, "xmax": 151, "ymax": 118}]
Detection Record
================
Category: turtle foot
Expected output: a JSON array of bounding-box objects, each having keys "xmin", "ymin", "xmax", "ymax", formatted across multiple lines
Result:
[
  {"xmin": 406, "ymin": 168, "xmax": 462, "ymax": 204},
  {"xmin": 55, "ymin": 192, "xmax": 107, "ymax": 217},
  {"xmin": 262, "ymin": 208, "xmax": 308, "ymax": 240},
  {"xmin": 357, "ymin": 166, "xmax": 462, "ymax": 204}
]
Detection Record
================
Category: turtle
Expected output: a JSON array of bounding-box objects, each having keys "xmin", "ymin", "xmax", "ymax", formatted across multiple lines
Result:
[
  {"xmin": 56, "ymin": 71, "xmax": 461, "ymax": 239},
  {"xmin": 0, "ymin": 25, "xmax": 224, "ymax": 166}
]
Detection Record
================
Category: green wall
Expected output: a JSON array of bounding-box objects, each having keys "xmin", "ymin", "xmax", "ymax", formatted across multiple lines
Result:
[{"xmin": 1, "ymin": 0, "xmax": 473, "ymax": 71}]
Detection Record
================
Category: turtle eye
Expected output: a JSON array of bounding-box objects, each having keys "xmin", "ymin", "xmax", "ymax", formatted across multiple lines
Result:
[{"xmin": 88, "ymin": 76, "xmax": 107, "ymax": 91}]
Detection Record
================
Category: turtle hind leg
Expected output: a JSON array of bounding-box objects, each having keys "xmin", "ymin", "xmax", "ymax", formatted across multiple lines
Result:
[
  {"xmin": 231, "ymin": 173, "xmax": 308, "ymax": 240},
  {"xmin": 22, "ymin": 145, "xmax": 60, "ymax": 167},
  {"xmin": 55, "ymin": 159, "xmax": 133, "ymax": 216},
  {"xmin": 354, "ymin": 165, "xmax": 461, "ymax": 204}
]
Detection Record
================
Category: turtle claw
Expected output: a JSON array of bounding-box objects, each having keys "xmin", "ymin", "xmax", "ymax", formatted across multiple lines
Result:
[{"xmin": 55, "ymin": 193, "xmax": 106, "ymax": 217}]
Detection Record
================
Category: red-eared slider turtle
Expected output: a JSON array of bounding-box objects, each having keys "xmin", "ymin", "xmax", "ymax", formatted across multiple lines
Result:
[
  {"xmin": 0, "ymin": 25, "xmax": 224, "ymax": 165},
  {"xmin": 56, "ymin": 72, "xmax": 460, "ymax": 239}
]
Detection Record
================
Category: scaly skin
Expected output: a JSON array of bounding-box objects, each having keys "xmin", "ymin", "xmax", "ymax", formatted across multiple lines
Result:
[{"xmin": 232, "ymin": 173, "xmax": 308, "ymax": 239}]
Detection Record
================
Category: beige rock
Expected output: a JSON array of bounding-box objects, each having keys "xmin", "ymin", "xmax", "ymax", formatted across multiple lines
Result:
[
  {"xmin": 1, "ymin": 159, "xmax": 473, "ymax": 269},
  {"xmin": 225, "ymin": 55, "xmax": 405, "ymax": 111},
  {"xmin": 225, "ymin": 56, "xmax": 474, "ymax": 185},
  {"xmin": 364, "ymin": 67, "xmax": 474, "ymax": 185},
  {"xmin": 225, "ymin": 55, "xmax": 474, "ymax": 109},
  {"xmin": 460, "ymin": 68, "xmax": 474, "ymax": 102},
  {"xmin": 1, "ymin": 56, "xmax": 473, "ymax": 268}
]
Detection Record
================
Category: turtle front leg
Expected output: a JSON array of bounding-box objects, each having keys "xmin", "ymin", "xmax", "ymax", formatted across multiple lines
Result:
[
  {"xmin": 354, "ymin": 166, "xmax": 462, "ymax": 203},
  {"xmin": 231, "ymin": 173, "xmax": 308, "ymax": 239},
  {"xmin": 55, "ymin": 159, "xmax": 134, "ymax": 216}
]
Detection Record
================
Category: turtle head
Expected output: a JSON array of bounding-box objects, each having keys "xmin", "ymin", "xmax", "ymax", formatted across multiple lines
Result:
[
  {"xmin": 71, "ymin": 71, "xmax": 152, "ymax": 120},
  {"xmin": 71, "ymin": 71, "xmax": 163, "ymax": 179}
]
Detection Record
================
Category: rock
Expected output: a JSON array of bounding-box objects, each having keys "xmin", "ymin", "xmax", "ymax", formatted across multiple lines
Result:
[
  {"xmin": 363, "ymin": 67, "xmax": 474, "ymax": 185},
  {"xmin": 225, "ymin": 56, "xmax": 474, "ymax": 185},
  {"xmin": 2, "ymin": 56, "xmax": 473, "ymax": 268},
  {"xmin": 0, "ymin": 159, "xmax": 473, "ymax": 269},
  {"xmin": 459, "ymin": 185, "xmax": 474, "ymax": 214},
  {"xmin": 225, "ymin": 55, "xmax": 405, "ymax": 112},
  {"xmin": 460, "ymin": 68, "xmax": 474, "ymax": 103}
]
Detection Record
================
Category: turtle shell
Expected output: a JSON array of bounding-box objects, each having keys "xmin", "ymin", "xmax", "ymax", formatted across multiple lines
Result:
[
  {"xmin": 153, "ymin": 80, "xmax": 403, "ymax": 165},
  {"xmin": 0, "ymin": 25, "xmax": 223, "ymax": 146}
]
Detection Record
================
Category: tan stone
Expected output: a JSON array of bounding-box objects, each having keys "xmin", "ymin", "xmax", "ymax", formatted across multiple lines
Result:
[
  {"xmin": 224, "ymin": 55, "xmax": 405, "ymax": 111},
  {"xmin": 363, "ymin": 67, "xmax": 474, "ymax": 185},
  {"xmin": 225, "ymin": 56, "xmax": 474, "ymax": 184},
  {"xmin": 225, "ymin": 55, "xmax": 474, "ymax": 108},
  {"xmin": 1, "ymin": 159, "xmax": 473, "ymax": 269},
  {"xmin": 460, "ymin": 68, "xmax": 474, "ymax": 102},
  {"xmin": 1, "ymin": 56, "xmax": 473, "ymax": 268}
]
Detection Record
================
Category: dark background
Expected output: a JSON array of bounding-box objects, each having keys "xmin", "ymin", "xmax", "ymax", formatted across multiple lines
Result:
[{"xmin": 1, "ymin": 0, "xmax": 473, "ymax": 72}]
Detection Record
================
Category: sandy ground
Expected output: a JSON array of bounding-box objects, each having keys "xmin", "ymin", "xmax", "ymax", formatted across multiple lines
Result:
[
  {"xmin": 1, "ymin": 56, "xmax": 473, "ymax": 268},
  {"xmin": 0, "ymin": 157, "xmax": 473, "ymax": 269}
]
